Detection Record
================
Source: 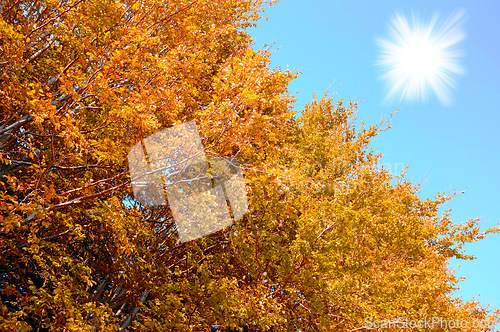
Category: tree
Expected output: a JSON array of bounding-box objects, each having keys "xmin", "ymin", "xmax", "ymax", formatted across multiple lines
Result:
[{"xmin": 0, "ymin": 0, "xmax": 498, "ymax": 331}]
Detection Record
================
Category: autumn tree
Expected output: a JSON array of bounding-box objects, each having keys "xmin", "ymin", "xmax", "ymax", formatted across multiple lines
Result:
[{"xmin": 0, "ymin": 0, "xmax": 498, "ymax": 331}]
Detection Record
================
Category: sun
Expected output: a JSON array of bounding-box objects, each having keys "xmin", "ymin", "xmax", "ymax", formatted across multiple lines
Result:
[{"xmin": 376, "ymin": 10, "xmax": 466, "ymax": 106}]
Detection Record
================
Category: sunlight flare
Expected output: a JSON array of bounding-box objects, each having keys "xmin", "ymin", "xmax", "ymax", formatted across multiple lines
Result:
[{"xmin": 376, "ymin": 10, "xmax": 466, "ymax": 106}]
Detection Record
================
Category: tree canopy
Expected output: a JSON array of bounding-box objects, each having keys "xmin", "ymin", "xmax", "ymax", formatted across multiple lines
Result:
[{"xmin": 1, "ymin": 0, "xmax": 499, "ymax": 331}]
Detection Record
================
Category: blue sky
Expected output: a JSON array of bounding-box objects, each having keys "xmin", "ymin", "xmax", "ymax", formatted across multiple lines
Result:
[{"xmin": 249, "ymin": 0, "xmax": 500, "ymax": 313}]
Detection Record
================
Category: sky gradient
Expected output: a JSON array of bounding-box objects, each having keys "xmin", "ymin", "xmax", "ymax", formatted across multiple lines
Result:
[{"xmin": 249, "ymin": 0, "xmax": 500, "ymax": 312}]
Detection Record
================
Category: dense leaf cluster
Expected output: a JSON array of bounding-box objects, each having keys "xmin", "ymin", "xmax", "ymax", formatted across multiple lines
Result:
[{"xmin": 1, "ymin": 0, "xmax": 498, "ymax": 331}]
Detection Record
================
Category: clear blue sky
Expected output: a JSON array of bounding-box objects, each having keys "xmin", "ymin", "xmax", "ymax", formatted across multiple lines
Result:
[{"xmin": 249, "ymin": 0, "xmax": 500, "ymax": 313}]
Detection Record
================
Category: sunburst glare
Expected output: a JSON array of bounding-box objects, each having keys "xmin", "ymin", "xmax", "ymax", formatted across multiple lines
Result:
[{"xmin": 376, "ymin": 10, "xmax": 466, "ymax": 106}]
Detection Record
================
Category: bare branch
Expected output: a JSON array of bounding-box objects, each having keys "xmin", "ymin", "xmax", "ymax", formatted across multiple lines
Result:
[
  {"xmin": 0, "ymin": 115, "xmax": 32, "ymax": 136},
  {"xmin": 22, "ymin": 37, "xmax": 56, "ymax": 67},
  {"xmin": 119, "ymin": 290, "xmax": 149, "ymax": 329}
]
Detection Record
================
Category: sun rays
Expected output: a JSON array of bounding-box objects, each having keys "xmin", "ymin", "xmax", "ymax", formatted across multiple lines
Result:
[{"xmin": 376, "ymin": 10, "xmax": 467, "ymax": 106}]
